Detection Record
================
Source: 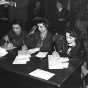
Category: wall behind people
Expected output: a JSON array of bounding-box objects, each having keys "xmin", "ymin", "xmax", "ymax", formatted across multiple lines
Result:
[
  {"xmin": 44, "ymin": 0, "xmax": 72, "ymax": 34},
  {"xmin": 0, "ymin": 5, "xmax": 9, "ymax": 39},
  {"xmin": 28, "ymin": 0, "xmax": 45, "ymax": 25},
  {"xmin": 8, "ymin": 0, "xmax": 30, "ymax": 22},
  {"xmin": 0, "ymin": 20, "xmax": 9, "ymax": 39}
]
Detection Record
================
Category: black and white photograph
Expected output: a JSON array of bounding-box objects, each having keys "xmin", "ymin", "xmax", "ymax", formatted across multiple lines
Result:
[{"xmin": 0, "ymin": 0, "xmax": 88, "ymax": 88}]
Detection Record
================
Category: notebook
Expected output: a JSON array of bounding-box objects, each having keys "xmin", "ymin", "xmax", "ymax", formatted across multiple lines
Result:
[
  {"xmin": 48, "ymin": 52, "xmax": 69, "ymax": 69},
  {"xmin": 13, "ymin": 54, "xmax": 31, "ymax": 64},
  {"xmin": 29, "ymin": 69, "xmax": 55, "ymax": 80}
]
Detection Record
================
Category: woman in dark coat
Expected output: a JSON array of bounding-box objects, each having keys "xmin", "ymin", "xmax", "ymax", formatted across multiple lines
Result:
[
  {"xmin": 0, "ymin": 19, "xmax": 27, "ymax": 50},
  {"xmin": 54, "ymin": 28, "xmax": 83, "ymax": 59},
  {"xmin": 24, "ymin": 17, "xmax": 54, "ymax": 54}
]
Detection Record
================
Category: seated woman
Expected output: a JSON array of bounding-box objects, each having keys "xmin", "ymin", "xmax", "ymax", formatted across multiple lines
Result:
[
  {"xmin": 54, "ymin": 28, "xmax": 84, "ymax": 58},
  {"xmin": 23, "ymin": 17, "xmax": 54, "ymax": 58},
  {"xmin": 0, "ymin": 19, "xmax": 27, "ymax": 50}
]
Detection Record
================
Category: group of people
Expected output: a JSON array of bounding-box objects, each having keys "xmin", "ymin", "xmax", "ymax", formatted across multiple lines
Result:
[
  {"xmin": 0, "ymin": 0, "xmax": 88, "ymax": 87},
  {"xmin": 0, "ymin": 15, "xmax": 88, "ymax": 87},
  {"xmin": 0, "ymin": 17, "xmax": 86, "ymax": 60}
]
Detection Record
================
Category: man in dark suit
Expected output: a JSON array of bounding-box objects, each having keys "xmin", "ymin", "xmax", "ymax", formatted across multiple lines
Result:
[{"xmin": 55, "ymin": 1, "xmax": 72, "ymax": 34}]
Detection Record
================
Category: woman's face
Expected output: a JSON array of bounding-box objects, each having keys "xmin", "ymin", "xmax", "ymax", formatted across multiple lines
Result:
[
  {"xmin": 12, "ymin": 24, "xmax": 22, "ymax": 35},
  {"xmin": 37, "ymin": 23, "xmax": 47, "ymax": 33},
  {"xmin": 66, "ymin": 32, "xmax": 76, "ymax": 44}
]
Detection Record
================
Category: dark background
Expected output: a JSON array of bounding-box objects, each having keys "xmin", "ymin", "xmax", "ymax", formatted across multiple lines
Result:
[{"xmin": 0, "ymin": 0, "xmax": 88, "ymax": 38}]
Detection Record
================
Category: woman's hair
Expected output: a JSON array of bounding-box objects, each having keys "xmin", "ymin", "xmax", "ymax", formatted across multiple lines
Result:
[
  {"xmin": 65, "ymin": 26, "xmax": 78, "ymax": 38},
  {"xmin": 32, "ymin": 17, "xmax": 50, "ymax": 28},
  {"xmin": 28, "ymin": 17, "xmax": 50, "ymax": 35}
]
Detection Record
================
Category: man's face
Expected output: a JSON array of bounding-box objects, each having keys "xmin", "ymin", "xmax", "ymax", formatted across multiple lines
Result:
[
  {"xmin": 56, "ymin": 2, "xmax": 62, "ymax": 10},
  {"xmin": 66, "ymin": 32, "xmax": 76, "ymax": 44},
  {"xmin": 12, "ymin": 24, "xmax": 21, "ymax": 35},
  {"xmin": 37, "ymin": 23, "xmax": 46, "ymax": 33}
]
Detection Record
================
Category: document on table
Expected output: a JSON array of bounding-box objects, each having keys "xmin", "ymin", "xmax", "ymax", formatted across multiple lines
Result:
[
  {"xmin": 12, "ymin": 54, "xmax": 31, "ymax": 64},
  {"xmin": 48, "ymin": 54, "xmax": 69, "ymax": 69},
  {"xmin": 29, "ymin": 69, "xmax": 55, "ymax": 80},
  {"xmin": 0, "ymin": 47, "xmax": 8, "ymax": 57},
  {"xmin": 28, "ymin": 48, "xmax": 40, "ymax": 54},
  {"xmin": 35, "ymin": 52, "xmax": 48, "ymax": 58}
]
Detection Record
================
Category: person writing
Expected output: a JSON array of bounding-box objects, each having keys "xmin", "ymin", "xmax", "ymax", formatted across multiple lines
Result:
[
  {"xmin": 22, "ymin": 17, "xmax": 54, "ymax": 58},
  {"xmin": 0, "ymin": 19, "xmax": 27, "ymax": 50}
]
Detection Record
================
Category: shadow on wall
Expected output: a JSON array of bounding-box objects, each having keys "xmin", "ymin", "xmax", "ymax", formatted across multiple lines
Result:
[{"xmin": 8, "ymin": 0, "xmax": 30, "ymax": 22}]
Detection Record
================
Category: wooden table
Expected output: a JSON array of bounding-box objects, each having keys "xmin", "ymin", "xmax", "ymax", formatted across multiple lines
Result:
[{"xmin": 0, "ymin": 49, "xmax": 82, "ymax": 88}]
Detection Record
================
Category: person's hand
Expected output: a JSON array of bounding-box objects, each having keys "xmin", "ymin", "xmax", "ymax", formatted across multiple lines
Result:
[
  {"xmin": 18, "ymin": 50, "xmax": 28, "ymax": 55},
  {"xmin": 1, "ymin": 42, "xmax": 15, "ymax": 50},
  {"xmin": 52, "ymin": 51, "xmax": 60, "ymax": 57},
  {"xmin": 3, "ymin": 35, "xmax": 9, "ymax": 42},
  {"xmin": 21, "ymin": 45, "xmax": 28, "ymax": 51},
  {"xmin": 18, "ymin": 45, "xmax": 28, "ymax": 55},
  {"xmin": 28, "ymin": 25, "xmax": 37, "ymax": 35},
  {"xmin": 7, "ymin": 43, "xmax": 13, "ymax": 48},
  {"xmin": 81, "ymin": 62, "xmax": 88, "ymax": 76}
]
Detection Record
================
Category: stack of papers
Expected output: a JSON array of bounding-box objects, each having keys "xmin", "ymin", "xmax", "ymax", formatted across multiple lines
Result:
[
  {"xmin": 12, "ymin": 54, "xmax": 31, "ymax": 64},
  {"xmin": 29, "ymin": 69, "xmax": 55, "ymax": 80},
  {"xmin": 48, "ymin": 51, "xmax": 69, "ymax": 69},
  {"xmin": 0, "ymin": 47, "xmax": 8, "ymax": 57}
]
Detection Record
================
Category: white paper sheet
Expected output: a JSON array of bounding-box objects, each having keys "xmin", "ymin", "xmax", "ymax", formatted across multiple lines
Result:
[
  {"xmin": 48, "ymin": 52, "xmax": 69, "ymax": 69},
  {"xmin": 35, "ymin": 52, "xmax": 48, "ymax": 58},
  {"xmin": 29, "ymin": 69, "xmax": 55, "ymax": 80},
  {"xmin": 28, "ymin": 48, "xmax": 40, "ymax": 54},
  {"xmin": 13, "ymin": 54, "xmax": 31, "ymax": 64},
  {"xmin": 0, "ymin": 47, "xmax": 8, "ymax": 57}
]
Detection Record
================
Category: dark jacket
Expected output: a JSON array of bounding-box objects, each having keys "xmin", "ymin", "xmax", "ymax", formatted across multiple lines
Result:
[
  {"xmin": 0, "ymin": 30, "xmax": 27, "ymax": 48},
  {"xmin": 54, "ymin": 33, "xmax": 83, "ymax": 58},
  {"xmin": 24, "ymin": 30, "xmax": 54, "ymax": 52}
]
